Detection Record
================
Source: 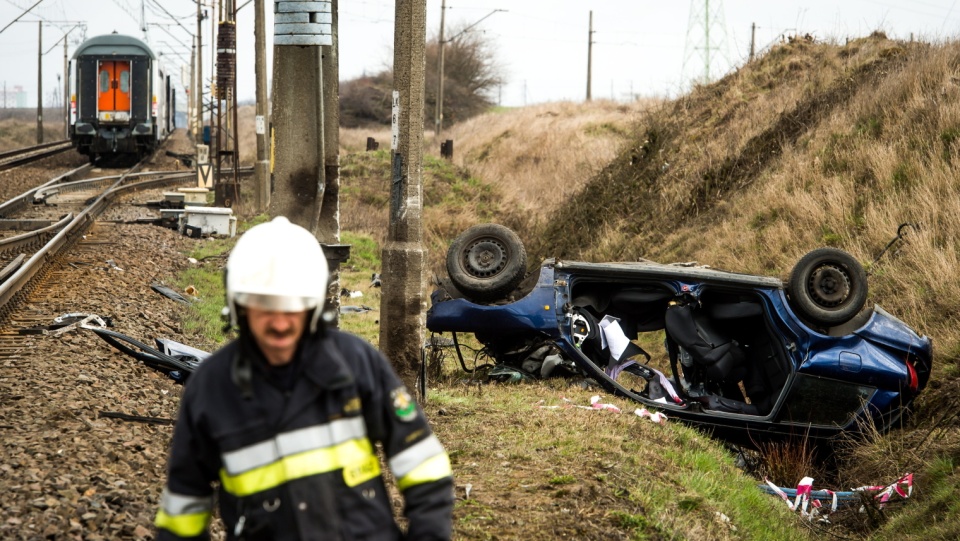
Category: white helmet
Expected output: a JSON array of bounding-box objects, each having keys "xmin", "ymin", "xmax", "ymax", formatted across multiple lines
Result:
[{"xmin": 225, "ymin": 216, "xmax": 329, "ymax": 331}]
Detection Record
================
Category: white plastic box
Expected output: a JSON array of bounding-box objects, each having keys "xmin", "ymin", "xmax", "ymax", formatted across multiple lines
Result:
[
  {"xmin": 182, "ymin": 206, "xmax": 236, "ymax": 237},
  {"xmin": 178, "ymin": 187, "xmax": 210, "ymax": 206},
  {"xmin": 162, "ymin": 192, "xmax": 186, "ymax": 205}
]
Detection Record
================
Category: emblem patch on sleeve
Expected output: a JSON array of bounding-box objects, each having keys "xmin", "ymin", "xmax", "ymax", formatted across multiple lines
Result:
[{"xmin": 391, "ymin": 387, "xmax": 418, "ymax": 422}]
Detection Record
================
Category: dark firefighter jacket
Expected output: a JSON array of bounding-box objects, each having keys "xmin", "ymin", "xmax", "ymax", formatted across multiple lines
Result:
[{"xmin": 155, "ymin": 328, "xmax": 454, "ymax": 540}]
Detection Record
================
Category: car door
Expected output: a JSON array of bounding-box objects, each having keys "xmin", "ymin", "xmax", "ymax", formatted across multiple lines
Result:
[
  {"xmin": 774, "ymin": 372, "xmax": 876, "ymax": 430},
  {"xmin": 97, "ymin": 60, "xmax": 131, "ymax": 121}
]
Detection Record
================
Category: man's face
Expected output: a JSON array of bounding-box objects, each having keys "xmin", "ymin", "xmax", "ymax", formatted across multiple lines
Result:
[{"xmin": 244, "ymin": 307, "xmax": 308, "ymax": 366}]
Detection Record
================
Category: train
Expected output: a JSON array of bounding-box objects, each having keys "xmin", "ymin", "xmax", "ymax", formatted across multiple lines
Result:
[{"xmin": 69, "ymin": 32, "xmax": 175, "ymax": 162}]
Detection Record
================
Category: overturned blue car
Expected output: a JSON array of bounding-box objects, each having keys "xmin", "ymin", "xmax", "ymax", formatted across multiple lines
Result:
[{"xmin": 426, "ymin": 224, "xmax": 932, "ymax": 446}]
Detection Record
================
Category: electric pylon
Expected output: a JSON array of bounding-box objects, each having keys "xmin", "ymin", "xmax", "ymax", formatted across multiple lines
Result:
[{"xmin": 681, "ymin": 0, "xmax": 731, "ymax": 88}]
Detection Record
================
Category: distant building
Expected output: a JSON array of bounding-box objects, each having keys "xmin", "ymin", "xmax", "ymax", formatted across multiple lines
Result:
[
  {"xmin": 16, "ymin": 89, "xmax": 27, "ymax": 108},
  {"xmin": 1, "ymin": 85, "xmax": 29, "ymax": 108}
]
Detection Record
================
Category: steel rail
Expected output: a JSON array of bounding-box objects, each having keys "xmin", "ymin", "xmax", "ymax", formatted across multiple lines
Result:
[
  {"xmin": 0, "ymin": 140, "xmax": 71, "ymax": 161},
  {"xmin": 0, "ymin": 141, "xmax": 73, "ymax": 171},
  {"xmin": 0, "ymin": 164, "xmax": 253, "ymax": 312},
  {"xmin": 0, "ymin": 163, "xmax": 93, "ymax": 218},
  {"xmin": 0, "ymin": 170, "xmax": 199, "ymax": 260}
]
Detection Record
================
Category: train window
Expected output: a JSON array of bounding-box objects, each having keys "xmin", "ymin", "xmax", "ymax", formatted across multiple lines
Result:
[
  {"xmin": 100, "ymin": 70, "xmax": 110, "ymax": 93},
  {"xmin": 120, "ymin": 70, "xmax": 130, "ymax": 93}
]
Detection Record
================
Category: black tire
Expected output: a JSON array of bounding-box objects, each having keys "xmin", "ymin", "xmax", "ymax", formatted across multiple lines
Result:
[
  {"xmin": 788, "ymin": 248, "xmax": 868, "ymax": 326},
  {"xmin": 446, "ymin": 224, "xmax": 527, "ymax": 302}
]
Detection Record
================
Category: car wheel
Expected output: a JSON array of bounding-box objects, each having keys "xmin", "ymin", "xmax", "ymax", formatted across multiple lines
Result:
[
  {"xmin": 788, "ymin": 248, "xmax": 868, "ymax": 326},
  {"xmin": 446, "ymin": 223, "xmax": 527, "ymax": 302}
]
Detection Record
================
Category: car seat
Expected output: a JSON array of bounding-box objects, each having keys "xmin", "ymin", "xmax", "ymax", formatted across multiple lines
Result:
[{"xmin": 664, "ymin": 299, "xmax": 746, "ymax": 387}]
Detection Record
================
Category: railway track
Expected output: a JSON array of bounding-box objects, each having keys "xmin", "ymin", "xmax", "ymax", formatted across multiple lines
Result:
[
  {"xmin": 0, "ymin": 129, "xmax": 256, "ymax": 536},
  {"xmin": 0, "ymin": 140, "xmax": 73, "ymax": 172},
  {"xmin": 0, "ymin": 130, "xmax": 253, "ymax": 324}
]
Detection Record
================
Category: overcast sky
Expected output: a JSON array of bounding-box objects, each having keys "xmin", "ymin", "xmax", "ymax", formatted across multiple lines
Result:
[{"xmin": 2, "ymin": 0, "xmax": 960, "ymax": 109}]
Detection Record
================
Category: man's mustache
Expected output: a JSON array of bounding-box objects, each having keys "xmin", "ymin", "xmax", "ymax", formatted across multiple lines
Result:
[{"xmin": 265, "ymin": 327, "xmax": 297, "ymax": 338}]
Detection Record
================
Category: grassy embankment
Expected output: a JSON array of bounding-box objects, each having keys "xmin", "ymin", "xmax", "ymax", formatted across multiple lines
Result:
[{"xmin": 174, "ymin": 34, "xmax": 959, "ymax": 539}]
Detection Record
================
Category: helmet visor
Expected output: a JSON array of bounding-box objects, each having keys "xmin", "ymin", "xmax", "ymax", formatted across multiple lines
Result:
[{"xmin": 234, "ymin": 292, "xmax": 318, "ymax": 313}]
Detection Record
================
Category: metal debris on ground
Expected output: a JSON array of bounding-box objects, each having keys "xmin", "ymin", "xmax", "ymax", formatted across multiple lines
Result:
[
  {"xmin": 85, "ymin": 326, "xmax": 207, "ymax": 383},
  {"xmin": 341, "ymin": 305, "xmax": 374, "ymax": 313},
  {"xmin": 15, "ymin": 312, "xmax": 110, "ymax": 336},
  {"xmin": 151, "ymin": 283, "xmax": 192, "ymax": 304},
  {"xmin": 98, "ymin": 411, "xmax": 176, "ymax": 426}
]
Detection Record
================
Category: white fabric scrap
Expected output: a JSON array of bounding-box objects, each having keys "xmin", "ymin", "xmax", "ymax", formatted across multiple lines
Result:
[
  {"xmin": 634, "ymin": 408, "xmax": 667, "ymax": 424},
  {"xmin": 598, "ymin": 315, "xmax": 630, "ymax": 360}
]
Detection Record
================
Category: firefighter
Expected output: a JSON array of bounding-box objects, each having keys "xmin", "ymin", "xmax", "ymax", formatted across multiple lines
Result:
[{"xmin": 155, "ymin": 216, "xmax": 454, "ymax": 540}]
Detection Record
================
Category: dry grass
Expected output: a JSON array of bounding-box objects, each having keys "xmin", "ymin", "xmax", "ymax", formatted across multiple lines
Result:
[
  {"xmin": 425, "ymin": 381, "xmax": 811, "ymax": 541},
  {"xmin": 435, "ymin": 100, "xmax": 656, "ymax": 220},
  {"xmin": 337, "ymin": 99, "xmax": 654, "ymax": 260},
  {"xmin": 0, "ymin": 111, "xmax": 67, "ymax": 151}
]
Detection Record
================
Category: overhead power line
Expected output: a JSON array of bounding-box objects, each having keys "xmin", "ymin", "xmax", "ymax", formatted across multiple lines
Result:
[{"xmin": 0, "ymin": 0, "xmax": 44, "ymax": 35}]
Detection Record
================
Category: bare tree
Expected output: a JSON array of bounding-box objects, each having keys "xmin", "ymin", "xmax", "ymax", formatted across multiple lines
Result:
[{"xmin": 339, "ymin": 24, "xmax": 503, "ymax": 128}]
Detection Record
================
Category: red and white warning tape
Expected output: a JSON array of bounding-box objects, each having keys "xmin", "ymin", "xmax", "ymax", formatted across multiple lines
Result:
[{"xmin": 535, "ymin": 396, "xmax": 667, "ymax": 425}]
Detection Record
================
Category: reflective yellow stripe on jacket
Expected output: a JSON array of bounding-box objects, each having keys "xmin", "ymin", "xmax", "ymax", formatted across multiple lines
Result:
[
  {"xmin": 389, "ymin": 434, "xmax": 452, "ymax": 491},
  {"xmin": 154, "ymin": 489, "xmax": 213, "ymax": 537},
  {"xmin": 219, "ymin": 417, "xmax": 381, "ymax": 497}
]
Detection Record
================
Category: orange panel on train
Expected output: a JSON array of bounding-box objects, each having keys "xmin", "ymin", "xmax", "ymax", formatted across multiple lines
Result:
[{"xmin": 97, "ymin": 60, "xmax": 131, "ymax": 114}]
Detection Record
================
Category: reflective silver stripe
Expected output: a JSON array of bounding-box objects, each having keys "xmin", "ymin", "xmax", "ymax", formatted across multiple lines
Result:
[
  {"xmin": 222, "ymin": 417, "xmax": 368, "ymax": 475},
  {"xmin": 160, "ymin": 488, "xmax": 213, "ymax": 515},
  {"xmin": 389, "ymin": 435, "xmax": 446, "ymax": 478}
]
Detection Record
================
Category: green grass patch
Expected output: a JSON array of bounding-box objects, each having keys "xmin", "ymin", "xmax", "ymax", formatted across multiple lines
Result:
[
  {"xmin": 549, "ymin": 474, "xmax": 576, "ymax": 485},
  {"xmin": 341, "ymin": 231, "xmax": 381, "ymax": 270}
]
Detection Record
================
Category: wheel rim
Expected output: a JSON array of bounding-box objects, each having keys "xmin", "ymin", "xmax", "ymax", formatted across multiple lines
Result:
[
  {"xmin": 462, "ymin": 238, "xmax": 508, "ymax": 278},
  {"xmin": 807, "ymin": 264, "xmax": 851, "ymax": 307}
]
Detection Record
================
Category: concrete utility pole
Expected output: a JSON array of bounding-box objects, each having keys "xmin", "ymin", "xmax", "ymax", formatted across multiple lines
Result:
[
  {"xmin": 586, "ymin": 11, "xmax": 593, "ymax": 101},
  {"xmin": 253, "ymin": 0, "xmax": 269, "ymax": 212},
  {"xmin": 380, "ymin": 0, "xmax": 427, "ymax": 393},
  {"xmin": 434, "ymin": 0, "xmax": 446, "ymax": 138},
  {"xmin": 749, "ymin": 22, "xmax": 756, "ymax": 61},
  {"xmin": 37, "ymin": 21, "xmax": 42, "ymax": 144},
  {"xmin": 270, "ymin": 0, "xmax": 331, "ymax": 228},
  {"xmin": 317, "ymin": 0, "xmax": 342, "ymax": 322}
]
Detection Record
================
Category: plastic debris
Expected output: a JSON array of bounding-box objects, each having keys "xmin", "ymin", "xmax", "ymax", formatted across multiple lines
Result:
[
  {"xmin": 634, "ymin": 407, "xmax": 667, "ymax": 424},
  {"xmin": 760, "ymin": 473, "xmax": 914, "ymax": 522},
  {"xmin": 536, "ymin": 396, "xmax": 667, "ymax": 425},
  {"xmin": 589, "ymin": 395, "xmax": 622, "ymax": 412}
]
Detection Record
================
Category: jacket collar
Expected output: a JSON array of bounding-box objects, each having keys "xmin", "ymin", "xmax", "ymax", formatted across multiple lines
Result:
[{"xmin": 298, "ymin": 330, "xmax": 354, "ymax": 390}]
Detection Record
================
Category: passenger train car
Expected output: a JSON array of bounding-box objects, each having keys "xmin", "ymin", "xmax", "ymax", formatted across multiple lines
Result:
[{"xmin": 69, "ymin": 32, "xmax": 175, "ymax": 162}]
